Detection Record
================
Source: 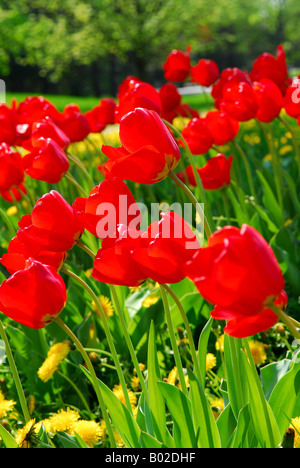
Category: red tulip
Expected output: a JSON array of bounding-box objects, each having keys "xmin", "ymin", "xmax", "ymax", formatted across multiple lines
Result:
[
  {"xmin": 159, "ymin": 83, "xmax": 182, "ymax": 111},
  {"xmin": 0, "ymin": 143, "xmax": 24, "ymax": 192},
  {"xmin": 185, "ymin": 224, "xmax": 285, "ymax": 337},
  {"xmin": 181, "ymin": 118, "xmax": 213, "ymax": 155},
  {"xmin": 26, "ymin": 116, "xmax": 71, "ymax": 149},
  {"xmin": 211, "ymin": 67, "xmax": 252, "ymax": 109},
  {"xmin": 22, "ymin": 138, "xmax": 70, "ymax": 184},
  {"xmin": 0, "ymin": 185, "xmax": 27, "ymax": 204},
  {"xmin": 177, "ymin": 154, "xmax": 233, "ymax": 190},
  {"xmin": 0, "ymin": 104, "xmax": 16, "ymax": 146},
  {"xmin": 191, "ymin": 59, "xmax": 219, "ymax": 87},
  {"xmin": 85, "ymin": 98, "xmax": 116, "ymax": 133},
  {"xmin": 17, "ymin": 191, "xmax": 84, "ymax": 252},
  {"xmin": 102, "ymin": 108, "xmax": 181, "ymax": 184},
  {"xmin": 0, "ymin": 236, "xmax": 66, "ymax": 274},
  {"xmin": 163, "ymin": 46, "xmax": 192, "ymax": 82},
  {"xmin": 131, "ymin": 211, "xmax": 201, "ymax": 284},
  {"xmin": 283, "ymin": 82, "xmax": 300, "ymax": 118},
  {"xmin": 17, "ymin": 96, "xmax": 61, "ymax": 126},
  {"xmin": 0, "ymin": 258, "xmax": 67, "ymax": 329},
  {"xmin": 204, "ymin": 110, "xmax": 239, "ymax": 146},
  {"xmin": 114, "ymin": 79, "xmax": 162, "ymax": 123},
  {"xmin": 220, "ymin": 82, "xmax": 259, "ymax": 122},
  {"xmin": 92, "ymin": 225, "xmax": 147, "ymax": 287},
  {"xmin": 56, "ymin": 104, "xmax": 91, "ymax": 143},
  {"xmin": 253, "ymin": 79, "xmax": 283, "ymax": 123},
  {"xmin": 73, "ymin": 178, "xmax": 141, "ymax": 238},
  {"xmin": 249, "ymin": 45, "xmax": 290, "ymax": 95}
]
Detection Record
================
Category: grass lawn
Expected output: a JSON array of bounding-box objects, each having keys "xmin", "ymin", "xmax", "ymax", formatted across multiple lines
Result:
[{"xmin": 6, "ymin": 91, "xmax": 213, "ymax": 113}]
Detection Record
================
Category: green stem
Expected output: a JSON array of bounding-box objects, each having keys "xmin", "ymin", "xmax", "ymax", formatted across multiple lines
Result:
[
  {"xmin": 109, "ymin": 284, "xmax": 150, "ymax": 403},
  {"xmin": 60, "ymin": 266, "xmax": 133, "ymax": 415},
  {"xmin": 67, "ymin": 151, "xmax": 94, "ymax": 189},
  {"xmin": 257, "ymin": 121, "xmax": 284, "ymax": 212},
  {"xmin": 162, "ymin": 284, "xmax": 202, "ymax": 383},
  {"xmin": 231, "ymin": 140, "xmax": 256, "ymax": 200},
  {"xmin": 55, "ymin": 317, "xmax": 116, "ymax": 447},
  {"xmin": 159, "ymin": 285, "xmax": 188, "ymax": 396},
  {"xmin": 169, "ymin": 171, "xmax": 212, "ymax": 239},
  {"xmin": 278, "ymin": 115, "xmax": 300, "ymax": 178},
  {"xmin": 64, "ymin": 172, "xmax": 88, "ymax": 197},
  {"xmin": 57, "ymin": 370, "xmax": 93, "ymax": 418},
  {"xmin": 163, "ymin": 118, "xmax": 215, "ymax": 234},
  {"xmin": 270, "ymin": 305, "xmax": 300, "ymax": 340},
  {"xmin": 0, "ymin": 320, "xmax": 30, "ymax": 423}
]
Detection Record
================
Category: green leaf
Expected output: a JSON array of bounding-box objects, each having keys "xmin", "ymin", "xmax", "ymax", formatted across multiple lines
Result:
[
  {"xmin": 216, "ymin": 403, "xmax": 237, "ymax": 448},
  {"xmin": 260, "ymin": 359, "xmax": 292, "ymax": 400},
  {"xmin": 197, "ymin": 316, "xmax": 213, "ymax": 387},
  {"xmin": 147, "ymin": 321, "xmax": 167, "ymax": 444},
  {"xmin": 188, "ymin": 369, "xmax": 221, "ymax": 448},
  {"xmin": 0, "ymin": 423, "xmax": 19, "ymax": 448},
  {"xmin": 268, "ymin": 357, "xmax": 300, "ymax": 439},
  {"xmin": 80, "ymin": 366, "xmax": 141, "ymax": 448},
  {"xmin": 157, "ymin": 381, "xmax": 197, "ymax": 448},
  {"xmin": 256, "ymin": 170, "xmax": 284, "ymax": 226},
  {"xmin": 230, "ymin": 403, "xmax": 252, "ymax": 448},
  {"xmin": 139, "ymin": 431, "xmax": 167, "ymax": 449},
  {"xmin": 240, "ymin": 350, "xmax": 281, "ymax": 448}
]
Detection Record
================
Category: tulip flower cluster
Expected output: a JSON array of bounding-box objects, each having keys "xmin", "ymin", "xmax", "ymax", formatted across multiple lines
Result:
[{"xmin": 0, "ymin": 43, "xmax": 298, "ymax": 345}]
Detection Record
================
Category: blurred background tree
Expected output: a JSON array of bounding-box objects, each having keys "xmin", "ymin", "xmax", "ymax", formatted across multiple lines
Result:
[{"xmin": 0, "ymin": 0, "xmax": 299, "ymax": 97}]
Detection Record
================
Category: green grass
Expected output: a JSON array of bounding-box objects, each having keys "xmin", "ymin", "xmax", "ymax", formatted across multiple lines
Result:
[{"xmin": 6, "ymin": 91, "xmax": 213, "ymax": 113}]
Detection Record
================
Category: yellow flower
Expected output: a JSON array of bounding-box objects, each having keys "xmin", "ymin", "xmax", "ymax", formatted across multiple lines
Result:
[
  {"xmin": 215, "ymin": 334, "xmax": 224, "ymax": 353},
  {"xmin": 130, "ymin": 375, "xmax": 141, "ymax": 392},
  {"xmin": 206, "ymin": 353, "xmax": 217, "ymax": 371},
  {"xmin": 6, "ymin": 206, "xmax": 18, "ymax": 217},
  {"xmin": 289, "ymin": 417, "xmax": 300, "ymax": 448},
  {"xmin": 27, "ymin": 395, "xmax": 36, "ymax": 415},
  {"xmin": 210, "ymin": 397, "xmax": 224, "ymax": 419},
  {"xmin": 92, "ymin": 295, "xmax": 114, "ymax": 318},
  {"xmin": 48, "ymin": 407, "xmax": 80, "ymax": 435},
  {"xmin": 167, "ymin": 366, "xmax": 178, "ymax": 386},
  {"xmin": 172, "ymin": 116, "xmax": 190, "ymax": 131},
  {"xmin": 142, "ymin": 294, "xmax": 159, "ymax": 308},
  {"xmin": 166, "ymin": 366, "xmax": 189, "ymax": 390},
  {"xmin": 279, "ymin": 144, "xmax": 293, "ymax": 156},
  {"xmin": 0, "ymin": 390, "xmax": 16, "ymax": 418},
  {"xmin": 38, "ymin": 341, "xmax": 71, "ymax": 382},
  {"xmin": 112, "ymin": 384, "xmax": 137, "ymax": 409},
  {"xmin": 72, "ymin": 420, "xmax": 103, "ymax": 447},
  {"xmin": 15, "ymin": 419, "xmax": 39, "ymax": 448},
  {"xmin": 248, "ymin": 340, "xmax": 267, "ymax": 366}
]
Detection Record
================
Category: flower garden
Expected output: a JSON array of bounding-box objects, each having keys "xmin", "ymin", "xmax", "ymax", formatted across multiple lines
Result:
[{"xmin": 0, "ymin": 43, "xmax": 300, "ymax": 449}]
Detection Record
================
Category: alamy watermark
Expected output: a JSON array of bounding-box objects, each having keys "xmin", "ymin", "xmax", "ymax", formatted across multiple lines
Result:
[{"xmin": 95, "ymin": 197, "xmax": 204, "ymax": 249}]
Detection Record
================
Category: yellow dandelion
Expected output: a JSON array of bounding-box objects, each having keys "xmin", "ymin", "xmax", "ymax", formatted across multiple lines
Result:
[
  {"xmin": 142, "ymin": 294, "xmax": 159, "ymax": 308},
  {"xmin": 114, "ymin": 429, "xmax": 125, "ymax": 447},
  {"xmin": 210, "ymin": 397, "xmax": 224, "ymax": 419},
  {"xmin": 38, "ymin": 341, "xmax": 71, "ymax": 382},
  {"xmin": 215, "ymin": 334, "xmax": 224, "ymax": 353},
  {"xmin": 112, "ymin": 384, "xmax": 137, "ymax": 409},
  {"xmin": 172, "ymin": 116, "xmax": 190, "ymax": 131},
  {"xmin": 48, "ymin": 407, "xmax": 80, "ymax": 435},
  {"xmin": 177, "ymin": 374, "xmax": 190, "ymax": 391},
  {"xmin": 279, "ymin": 144, "xmax": 293, "ymax": 156},
  {"xmin": 0, "ymin": 390, "xmax": 16, "ymax": 418},
  {"xmin": 263, "ymin": 153, "xmax": 272, "ymax": 162},
  {"xmin": 130, "ymin": 375, "xmax": 141, "ymax": 392},
  {"xmin": 27, "ymin": 395, "xmax": 35, "ymax": 415},
  {"xmin": 290, "ymin": 417, "xmax": 300, "ymax": 448},
  {"xmin": 15, "ymin": 418, "xmax": 39, "ymax": 448},
  {"xmin": 167, "ymin": 366, "xmax": 178, "ymax": 386},
  {"xmin": 6, "ymin": 206, "xmax": 18, "ymax": 217},
  {"xmin": 248, "ymin": 340, "xmax": 267, "ymax": 366},
  {"xmin": 92, "ymin": 295, "xmax": 114, "ymax": 318},
  {"xmin": 102, "ymin": 125, "xmax": 121, "ymax": 146},
  {"xmin": 206, "ymin": 353, "xmax": 217, "ymax": 371},
  {"xmin": 72, "ymin": 420, "xmax": 103, "ymax": 447}
]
